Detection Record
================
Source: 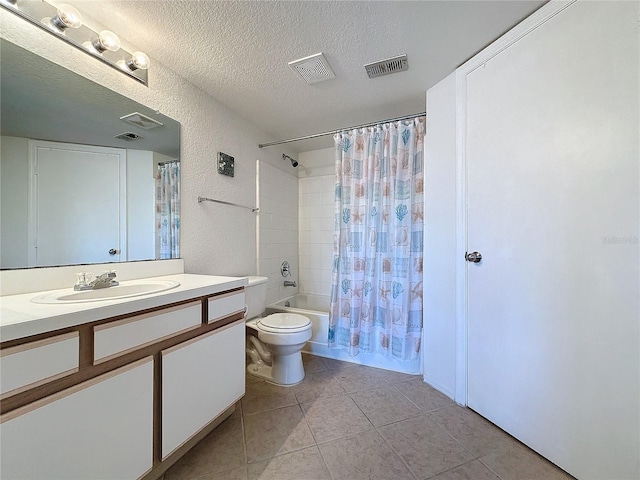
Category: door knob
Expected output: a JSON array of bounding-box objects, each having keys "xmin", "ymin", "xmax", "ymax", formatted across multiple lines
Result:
[
  {"xmin": 465, "ymin": 251, "xmax": 482, "ymax": 263},
  {"xmin": 108, "ymin": 249, "xmax": 120, "ymax": 255}
]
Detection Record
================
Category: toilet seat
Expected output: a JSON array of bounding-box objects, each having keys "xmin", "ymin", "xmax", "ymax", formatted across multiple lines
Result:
[{"xmin": 256, "ymin": 313, "xmax": 311, "ymax": 334}]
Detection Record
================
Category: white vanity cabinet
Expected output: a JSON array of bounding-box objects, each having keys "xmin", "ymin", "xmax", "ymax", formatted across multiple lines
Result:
[
  {"xmin": 161, "ymin": 319, "xmax": 245, "ymax": 458},
  {"xmin": 0, "ymin": 277, "xmax": 247, "ymax": 480},
  {"xmin": 0, "ymin": 357, "xmax": 154, "ymax": 480}
]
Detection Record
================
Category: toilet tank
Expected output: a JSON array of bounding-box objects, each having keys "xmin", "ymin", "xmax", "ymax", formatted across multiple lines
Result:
[{"xmin": 245, "ymin": 276, "xmax": 268, "ymax": 320}]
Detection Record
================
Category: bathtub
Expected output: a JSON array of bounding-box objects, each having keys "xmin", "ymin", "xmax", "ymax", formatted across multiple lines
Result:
[{"xmin": 266, "ymin": 294, "xmax": 422, "ymax": 375}]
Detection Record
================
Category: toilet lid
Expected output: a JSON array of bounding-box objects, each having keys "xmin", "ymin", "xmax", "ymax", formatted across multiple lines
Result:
[{"xmin": 258, "ymin": 313, "xmax": 311, "ymax": 332}]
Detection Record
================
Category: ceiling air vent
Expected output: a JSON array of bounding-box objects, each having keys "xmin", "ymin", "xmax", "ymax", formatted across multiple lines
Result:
[
  {"xmin": 364, "ymin": 54, "xmax": 408, "ymax": 79},
  {"xmin": 120, "ymin": 112, "xmax": 163, "ymax": 130},
  {"xmin": 114, "ymin": 132, "xmax": 143, "ymax": 141},
  {"xmin": 288, "ymin": 53, "xmax": 336, "ymax": 84}
]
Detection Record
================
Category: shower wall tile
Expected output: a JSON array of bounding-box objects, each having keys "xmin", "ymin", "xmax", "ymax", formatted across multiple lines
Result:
[
  {"xmin": 298, "ymin": 174, "xmax": 334, "ymax": 297},
  {"xmin": 257, "ymin": 161, "xmax": 299, "ymax": 305}
]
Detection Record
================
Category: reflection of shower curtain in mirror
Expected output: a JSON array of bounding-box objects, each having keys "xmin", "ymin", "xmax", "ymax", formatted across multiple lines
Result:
[
  {"xmin": 155, "ymin": 161, "xmax": 181, "ymax": 259},
  {"xmin": 329, "ymin": 117, "xmax": 424, "ymax": 360}
]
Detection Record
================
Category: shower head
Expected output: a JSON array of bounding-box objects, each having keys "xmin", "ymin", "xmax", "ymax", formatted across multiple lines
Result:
[{"xmin": 282, "ymin": 154, "xmax": 298, "ymax": 168}]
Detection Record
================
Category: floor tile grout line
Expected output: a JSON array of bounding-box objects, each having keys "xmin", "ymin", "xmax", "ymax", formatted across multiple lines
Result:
[
  {"xmin": 240, "ymin": 407, "xmax": 249, "ymax": 468},
  {"xmin": 391, "ymin": 381, "xmax": 432, "ymax": 414},
  {"xmin": 372, "ymin": 423, "xmax": 421, "ymax": 480},
  {"xmin": 245, "ymin": 443, "xmax": 322, "ymax": 466},
  {"xmin": 243, "ymin": 402, "xmax": 317, "ymax": 465},
  {"xmin": 426, "ymin": 414, "xmax": 484, "ymax": 461},
  {"xmin": 241, "ymin": 388, "xmax": 300, "ymax": 417},
  {"xmin": 422, "ymin": 458, "xmax": 495, "ymax": 480},
  {"xmin": 477, "ymin": 456, "xmax": 508, "ymax": 480},
  {"xmin": 313, "ymin": 434, "xmax": 337, "ymax": 480}
]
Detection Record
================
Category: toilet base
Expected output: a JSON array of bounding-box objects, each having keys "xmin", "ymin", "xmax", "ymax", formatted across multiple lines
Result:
[{"xmin": 246, "ymin": 360, "xmax": 305, "ymax": 387}]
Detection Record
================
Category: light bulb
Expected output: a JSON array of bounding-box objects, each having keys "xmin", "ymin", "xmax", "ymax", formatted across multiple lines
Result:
[
  {"xmin": 127, "ymin": 51, "xmax": 150, "ymax": 71},
  {"xmin": 48, "ymin": 4, "xmax": 82, "ymax": 31},
  {"xmin": 91, "ymin": 30, "xmax": 121, "ymax": 53}
]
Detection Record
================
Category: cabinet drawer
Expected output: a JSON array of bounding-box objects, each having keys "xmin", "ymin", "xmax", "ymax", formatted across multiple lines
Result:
[
  {"xmin": 207, "ymin": 290, "xmax": 245, "ymax": 324},
  {"xmin": 94, "ymin": 302, "xmax": 201, "ymax": 363},
  {"xmin": 1, "ymin": 332, "xmax": 79, "ymax": 398}
]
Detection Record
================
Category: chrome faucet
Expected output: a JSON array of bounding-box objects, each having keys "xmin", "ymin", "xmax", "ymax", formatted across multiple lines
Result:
[
  {"xmin": 284, "ymin": 280, "xmax": 297, "ymax": 287},
  {"xmin": 74, "ymin": 271, "xmax": 119, "ymax": 291}
]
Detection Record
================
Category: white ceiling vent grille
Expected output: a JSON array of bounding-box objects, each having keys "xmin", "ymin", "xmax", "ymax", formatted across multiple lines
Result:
[
  {"xmin": 120, "ymin": 112, "xmax": 164, "ymax": 130},
  {"xmin": 115, "ymin": 132, "xmax": 143, "ymax": 141},
  {"xmin": 288, "ymin": 53, "xmax": 336, "ymax": 84},
  {"xmin": 364, "ymin": 54, "xmax": 408, "ymax": 79}
]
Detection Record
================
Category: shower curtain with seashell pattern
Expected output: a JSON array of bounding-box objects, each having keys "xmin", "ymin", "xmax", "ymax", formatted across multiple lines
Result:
[
  {"xmin": 329, "ymin": 117, "xmax": 424, "ymax": 360},
  {"xmin": 155, "ymin": 161, "xmax": 181, "ymax": 260}
]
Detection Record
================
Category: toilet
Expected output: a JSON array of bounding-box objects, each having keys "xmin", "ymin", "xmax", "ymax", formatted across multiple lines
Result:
[{"xmin": 244, "ymin": 276, "xmax": 312, "ymax": 386}]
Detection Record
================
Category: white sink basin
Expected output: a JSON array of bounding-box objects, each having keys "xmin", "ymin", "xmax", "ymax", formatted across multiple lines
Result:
[{"xmin": 32, "ymin": 280, "xmax": 180, "ymax": 304}]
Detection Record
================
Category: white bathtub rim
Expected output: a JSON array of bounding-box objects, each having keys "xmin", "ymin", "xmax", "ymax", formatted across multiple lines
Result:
[{"xmin": 269, "ymin": 294, "xmax": 329, "ymax": 312}]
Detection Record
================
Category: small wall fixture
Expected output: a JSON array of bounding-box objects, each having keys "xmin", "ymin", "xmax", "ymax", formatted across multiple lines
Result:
[
  {"xmin": 282, "ymin": 154, "xmax": 298, "ymax": 168},
  {"xmin": 1, "ymin": 0, "xmax": 150, "ymax": 85}
]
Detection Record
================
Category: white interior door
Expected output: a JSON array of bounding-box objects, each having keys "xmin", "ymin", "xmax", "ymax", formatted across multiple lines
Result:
[
  {"xmin": 30, "ymin": 141, "xmax": 126, "ymax": 266},
  {"xmin": 465, "ymin": 2, "xmax": 639, "ymax": 479}
]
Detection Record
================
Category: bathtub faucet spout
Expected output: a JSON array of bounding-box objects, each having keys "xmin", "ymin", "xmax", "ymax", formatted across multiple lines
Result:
[{"xmin": 284, "ymin": 280, "xmax": 297, "ymax": 287}]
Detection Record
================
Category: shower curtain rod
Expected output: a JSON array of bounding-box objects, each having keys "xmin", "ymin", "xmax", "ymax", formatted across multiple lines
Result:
[{"xmin": 257, "ymin": 111, "xmax": 426, "ymax": 148}]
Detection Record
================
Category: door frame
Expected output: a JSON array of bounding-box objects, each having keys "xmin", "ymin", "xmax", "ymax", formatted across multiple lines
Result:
[
  {"xmin": 452, "ymin": 0, "xmax": 577, "ymax": 405},
  {"xmin": 27, "ymin": 140, "xmax": 128, "ymax": 267}
]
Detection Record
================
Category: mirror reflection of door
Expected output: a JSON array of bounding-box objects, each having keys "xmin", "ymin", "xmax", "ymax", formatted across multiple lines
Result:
[{"xmin": 29, "ymin": 141, "xmax": 126, "ymax": 267}]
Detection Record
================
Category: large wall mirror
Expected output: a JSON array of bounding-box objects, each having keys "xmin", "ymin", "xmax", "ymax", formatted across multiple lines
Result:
[{"xmin": 0, "ymin": 39, "xmax": 181, "ymax": 270}]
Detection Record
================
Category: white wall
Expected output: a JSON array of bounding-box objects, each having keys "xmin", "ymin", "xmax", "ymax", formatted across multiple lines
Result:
[
  {"xmin": 0, "ymin": 136, "xmax": 29, "ymax": 268},
  {"xmin": 298, "ymin": 147, "xmax": 334, "ymax": 178},
  {"xmin": 422, "ymin": 73, "xmax": 457, "ymax": 400},
  {"xmin": 298, "ymin": 174, "xmax": 334, "ymax": 297},
  {"xmin": 257, "ymin": 161, "xmax": 299, "ymax": 305},
  {"xmin": 0, "ymin": 8, "xmax": 297, "ymax": 281},
  {"xmin": 126, "ymin": 150, "xmax": 155, "ymax": 261}
]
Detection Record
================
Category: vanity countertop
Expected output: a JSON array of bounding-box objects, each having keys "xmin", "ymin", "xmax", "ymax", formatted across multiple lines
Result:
[{"xmin": 0, "ymin": 274, "xmax": 247, "ymax": 342}]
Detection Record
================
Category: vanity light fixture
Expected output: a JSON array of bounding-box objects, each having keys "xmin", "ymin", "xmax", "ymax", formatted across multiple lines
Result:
[{"xmin": 0, "ymin": 0, "xmax": 150, "ymax": 85}]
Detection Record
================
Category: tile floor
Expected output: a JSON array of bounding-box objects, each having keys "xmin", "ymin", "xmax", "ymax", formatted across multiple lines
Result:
[{"xmin": 164, "ymin": 354, "xmax": 574, "ymax": 480}]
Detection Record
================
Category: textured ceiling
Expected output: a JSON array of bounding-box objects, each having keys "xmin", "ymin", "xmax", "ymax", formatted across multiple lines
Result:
[{"xmin": 54, "ymin": 1, "xmax": 544, "ymax": 151}]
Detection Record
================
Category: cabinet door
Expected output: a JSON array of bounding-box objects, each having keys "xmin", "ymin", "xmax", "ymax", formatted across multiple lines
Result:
[
  {"xmin": 162, "ymin": 320, "xmax": 245, "ymax": 458},
  {"xmin": 0, "ymin": 357, "xmax": 153, "ymax": 480}
]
